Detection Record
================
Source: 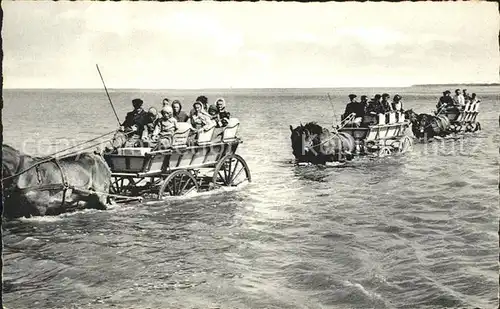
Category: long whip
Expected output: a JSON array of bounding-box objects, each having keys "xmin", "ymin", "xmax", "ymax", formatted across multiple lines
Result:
[
  {"xmin": 96, "ymin": 64, "xmax": 121, "ymax": 126},
  {"xmin": 327, "ymin": 93, "xmax": 337, "ymax": 127}
]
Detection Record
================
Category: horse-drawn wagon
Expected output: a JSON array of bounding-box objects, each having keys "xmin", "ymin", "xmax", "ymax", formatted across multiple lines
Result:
[
  {"xmin": 435, "ymin": 100, "xmax": 481, "ymax": 134},
  {"xmin": 103, "ymin": 118, "xmax": 251, "ymax": 201},
  {"xmin": 290, "ymin": 111, "xmax": 413, "ymax": 165},
  {"xmin": 408, "ymin": 100, "xmax": 482, "ymax": 140},
  {"xmin": 338, "ymin": 111, "xmax": 413, "ymax": 157}
]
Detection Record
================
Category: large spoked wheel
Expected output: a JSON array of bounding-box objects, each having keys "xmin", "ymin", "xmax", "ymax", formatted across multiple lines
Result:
[
  {"xmin": 399, "ymin": 136, "xmax": 413, "ymax": 153},
  {"xmin": 110, "ymin": 176, "xmax": 139, "ymax": 196},
  {"xmin": 158, "ymin": 170, "xmax": 199, "ymax": 199},
  {"xmin": 378, "ymin": 146, "xmax": 392, "ymax": 157},
  {"xmin": 212, "ymin": 154, "xmax": 251, "ymax": 188}
]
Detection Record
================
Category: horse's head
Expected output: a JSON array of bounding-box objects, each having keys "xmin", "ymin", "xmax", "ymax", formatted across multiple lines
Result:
[
  {"xmin": 2, "ymin": 144, "xmax": 27, "ymax": 193},
  {"xmin": 2, "ymin": 144, "xmax": 24, "ymax": 178},
  {"xmin": 289, "ymin": 122, "xmax": 323, "ymax": 159},
  {"xmin": 290, "ymin": 124, "xmax": 309, "ymax": 159},
  {"xmin": 416, "ymin": 114, "xmax": 432, "ymax": 136},
  {"xmin": 404, "ymin": 109, "xmax": 418, "ymax": 123}
]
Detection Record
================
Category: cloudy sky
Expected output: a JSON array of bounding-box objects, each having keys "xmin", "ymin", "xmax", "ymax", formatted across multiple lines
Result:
[{"xmin": 3, "ymin": 1, "xmax": 499, "ymax": 88}]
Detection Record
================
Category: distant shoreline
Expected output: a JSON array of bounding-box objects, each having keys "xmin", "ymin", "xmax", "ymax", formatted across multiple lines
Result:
[
  {"xmin": 3, "ymin": 84, "xmax": 499, "ymax": 91},
  {"xmin": 411, "ymin": 83, "xmax": 500, "ymax": 87}
]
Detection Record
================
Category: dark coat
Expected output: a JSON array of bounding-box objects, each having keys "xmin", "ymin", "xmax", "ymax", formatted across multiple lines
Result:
[
  {"xmin": 381, "ymin": 100, "xmax": 392, "ymax": 113},
  {"xmin": 343, "ymin": 102, "xmax": 357, "ymax": 119},
  {"xmin": 366, "ymin": 100, "xmax": 383, "ymax": 114},
  {"xmin": 122, "ymin": 109, "xmax": 148, "ymax": 135},
  {"xmin": 173, "ymin": 111, "xmax": 189, "ymax": 122}
]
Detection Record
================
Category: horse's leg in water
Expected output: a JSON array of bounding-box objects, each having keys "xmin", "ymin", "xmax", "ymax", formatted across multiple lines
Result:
[{"xmin": 87, "ymin": 154, "xmax": 111, "ymax": 210}]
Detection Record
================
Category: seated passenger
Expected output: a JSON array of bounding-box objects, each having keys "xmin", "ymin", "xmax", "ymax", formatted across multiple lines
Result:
[
  {"xmin": 152, "ymin": 106, "xmax": 178, "ymax": 150},
  {"xmin": 189, "ymin": 95, "xmax": 209, "ymax": 116},
  {"xmin": 190, "ymin": 101, "xmax": 214, "ymax": 131},
  {"xmin": 359, "ymin": 95, "xmax": 368, "ymax": 113},
  {"xmin": 463, "ymin": 89, "xmax": 471, "ymax": 103},
  {"xmin": 366, "ymin": 94, "xmax": 382, "ymax": 114},
  {"xmin": 437, "ymin": 91, "xmax": 447, "ymax": 110},
  {"xmin": 453, "ymin": 89, "xmax": 465, "ymax": 108},
  {"xmin": 470, "ymin": 93, "xmax": 480, "ymax": 104},
  {"xmin": 391, "ymin": 94, "xmax": 404, "ymax": 112},
  {"xmin": 342, "ymin": 94, "xmax": 358, "ymax": 120},
  {"xmin": 381, "ymin": 93, "xmax": 393, "ymax": 113},
  {"xmin": 439, "ymin": 90, "xmax": 454, "ymax": 111},
  {"xmin": 121, "ymin": 98, "xmax": 149, "ymax": 147},
  {"xmin": 172, "ymin": 99, "xmax": 189, "ymax": 122},
  {"xmin": 162, "ymin": 98, "xmax": 170, "ymax": 108},
  {"xmin": 187, "ymin": 101, "xmax": 215, "ymax": 145},
  {"xmin": 141, "ymin": 107, "xmax": 160, "ymax": 143},
  {"xmin": 215, "ymin": 97, "xmax": 231, "ymax": 127},
  {"xmin": 208, "ymin": 104, "xmax": 222, "ymax": 127}
]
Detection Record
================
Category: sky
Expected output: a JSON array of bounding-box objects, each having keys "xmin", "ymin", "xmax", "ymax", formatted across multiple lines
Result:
[{"xmin": 3, "ymin": 1, "xmax": 499, "ymax": 89}]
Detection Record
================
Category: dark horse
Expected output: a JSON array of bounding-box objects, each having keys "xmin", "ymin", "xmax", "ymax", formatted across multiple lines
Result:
[
  {"xmin": 289, "ymin": 122, "xmax": 355, "ymax": 165},
  {"xmin": 404, "ymin": 109, "xmax": 450, "ymax": 140},
  {"xmin": 2, "ymin": 144, "xmax": 112, "ymax": 218}
]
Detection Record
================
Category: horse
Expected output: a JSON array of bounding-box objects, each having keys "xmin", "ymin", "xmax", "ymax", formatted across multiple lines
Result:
[
  {"xmin": 404, "ymin": 109, "xmax": 420, "ymax": 138},
  {"xmin": 289, "ymin": 122, "xmax": 355, "ymax": 165},
  {"xmin": 404, "ymin": 109, "xmax": 451, "ymax": 140},
  {"xmin": 2, "ymin": 144, "xmax": 112, "ymax": 218}
]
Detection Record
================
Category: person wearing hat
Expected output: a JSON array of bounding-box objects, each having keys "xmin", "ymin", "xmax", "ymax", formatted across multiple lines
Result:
[
  {"xmin": 366, "ymin": 94, "xmax": 382, "ymax": 114},
  {"xmin": 171, "ymin": 99, "xmax": 189, "ymax": 122},
  {"xmin": 381, "ymin": 93, "xmax": 393, "ymax": 113},
  {"xmin": 437, "ymin": 91, "xmax": 448, "ymax": 110},
  {"xmin": 342, "ymin": 94, "xmax": 358, "ymax": 120},
  {"xmin": 120, "ymin": 98, "xmax": 149, "ymax": 146},
  {"xmin": 391, "ymin": 94, "xmax": 403, "ymax": 112},
  {"xmin": 359, "ymin": 95, "xmax": 369, "ymax": 113},
  {"xmin": 122, "ymin": 98, "xmax": 147, "ymax": 130}
]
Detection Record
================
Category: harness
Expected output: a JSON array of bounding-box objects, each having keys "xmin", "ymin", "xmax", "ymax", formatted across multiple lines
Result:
[
  {"xmin": 2, "ymin": 155, "xmax": 73, "ymax": 207},
  {"xmin": 304, "ymin": 114, "xmax": 356, "ymax": 149}
]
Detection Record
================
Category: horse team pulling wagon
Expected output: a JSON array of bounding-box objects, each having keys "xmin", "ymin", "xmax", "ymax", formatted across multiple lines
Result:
[
  {"xmin": 408, "ymin": 100, "xmax": 482, "ymax": 140},
  {"xmin": 290, "ymin": 111, "xmax": 413, "ymax": 165},
  {"xmin": 104, "ymin": 118, "xmax": 251, "ymax": 201}
]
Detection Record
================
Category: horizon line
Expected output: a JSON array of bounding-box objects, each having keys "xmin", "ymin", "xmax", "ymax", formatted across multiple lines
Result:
[{"xmin": 3, "ymin": 83, "xmax": 499, "ymax": 91}]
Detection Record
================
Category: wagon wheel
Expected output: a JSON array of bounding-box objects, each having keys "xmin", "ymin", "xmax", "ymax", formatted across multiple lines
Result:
[
  {"xmin": 158, "ymin": 170, "xmax": 199, "ymax": 199},
  {"xmin": 212, "ymin": 154, "xmax": 251, "ymax": 188},
  {"xmin": 109, "ymin": 176, "xmax": 138, "ymax": 196},
  {"xmin": 399, "ymin": 136, "xmax": 413, "ymax": 153},
  {"xmin": 378, "ymin": 146, "xmax": 392, "ymax": 157}
]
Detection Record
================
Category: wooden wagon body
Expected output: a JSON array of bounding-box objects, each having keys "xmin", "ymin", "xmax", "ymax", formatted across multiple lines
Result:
[
  {"xmin": 338, "ymin": 111, "xmax": 413, "ymax": 157},
  {"xmin": 103, "ymin": 118, "xmax": 251, "ymax": 200},
  {"xmin": 437, "ymin": 101, "xmax": 481, "ymax": 133}
]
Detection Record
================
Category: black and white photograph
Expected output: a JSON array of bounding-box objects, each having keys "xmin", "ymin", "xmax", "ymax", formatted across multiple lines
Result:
[{"xmin": 1, "ymin": 1, "xmax": 499, "ymax": 308}]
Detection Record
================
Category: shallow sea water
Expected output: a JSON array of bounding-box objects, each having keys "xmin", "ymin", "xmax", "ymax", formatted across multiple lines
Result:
[{"xmin": 2, "ymin": 86, "xmax": 499, "ymax": 308}]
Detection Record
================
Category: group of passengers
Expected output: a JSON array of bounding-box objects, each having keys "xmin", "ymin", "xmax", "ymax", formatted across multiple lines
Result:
[
  {"xmin": 436, "ymin": 89, "xmax": 480, "ymax": 112},
  {"xmin": 119, "ymin": 95, "xmax": 231, "ymax": 149},
  {"xmin": 342, "ymin": 93, "xmax": 404, "ymax": 124}
]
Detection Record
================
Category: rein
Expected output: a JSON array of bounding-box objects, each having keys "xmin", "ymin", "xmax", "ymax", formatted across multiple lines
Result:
[
  {"xmin": 305, "ymin": 114, "xmax": 355, "ymax": 149},
  {"xmin": 2, "ymin": 151, "xmax": 89, "ymax": 208}
]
